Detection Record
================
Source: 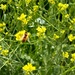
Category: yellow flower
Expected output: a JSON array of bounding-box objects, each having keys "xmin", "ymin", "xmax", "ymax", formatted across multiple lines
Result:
[
  {"xmin": 60, "ymin": 30, "xmax": 65, "ymax": 34},
  {"xmin": 25, "ymin": 0, "xmax": 31, "ymax": 5},
  {"xmin": 36, "ymin": 26, "xmax": 46, "ymax": 38},
  {"xmin": 48, "ymin": 0, "xmax": 55, "ymax": 4},
  {"xmin": 22, "ymin": 18, "xmax": 28, "ymax": 24},
  {"xmin": 53, "ymin": 34, "xmax": 59, "ymax": 40},
  {"xmin": 69, "ymin": 25, "xmax": 73, "ymax": 30},
  {"xmin": 71, "ymin": 18, "xmax": 75, "ymax": 24},
  {"xmin": 0, "ymin": 28, "xmax": 4, "ymax": 32},
  {"xmin": 36, "ymin": 26, "xmax": 46, "ymax": 33},
  {"xmin": 58, "ymin": 3, "xmax": 69, "ymax": 11},
  {"xmin": 65, "ymin": 14, "xmax": 69, "ymax": 18},
  {"xmin": 0, "ymin": 22, "xmax": 6, "ymax": 27},
  {"xmin": 1, "ymin": 50, "xmax": 9, "ymax": 56},
  {"xmin": 27, "ymin": 16, "xmax": 32, "ymax": 22},
  {"xmin": 22, "ymin": 63, "xmax": 36, "ymax": 74},
  {"xmin": 15, "ymin": 30, "xmax": 30, "ymax": 42},
  {"xmin": 0, "ymin": 46, "xmax": 2, "ymax": 50},
  {"xmin": 68, "ymin": 34, "xmax": 75, "ymax": 42},
  {"xmin": 0, "ymin": 4, "xmax": 7, "ymax": 11},
  {"xmin": 17, "ymin": 13, "xmax": 28, "ymax": 24},
  {"xmin": 15, "ymin": 30, "xmax": 26, "ymax": 41},
  {"xmin": 17, "ymin": 13, "xmax": 26, "ymax": 21},
  {"xmin": 63, "ymin": 52, "xmax": 69, "ymax": 58},
  {"xmin": 33, "ymin": 5, "xmax": 39, "ymax": 12},
  {"xmin": 70, "ymin": 53, "xmax": 75, "ymax": 62}
]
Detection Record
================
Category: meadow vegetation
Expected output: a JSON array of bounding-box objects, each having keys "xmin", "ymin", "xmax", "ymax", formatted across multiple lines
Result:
[{"xmin": 0, "ymin": 0, "xmax": 75, "ymax": 75}]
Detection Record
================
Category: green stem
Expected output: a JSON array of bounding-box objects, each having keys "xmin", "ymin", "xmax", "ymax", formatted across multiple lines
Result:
[{"xmin": 61, "ymin": 66, "xmax": 75, "ymax": 75}]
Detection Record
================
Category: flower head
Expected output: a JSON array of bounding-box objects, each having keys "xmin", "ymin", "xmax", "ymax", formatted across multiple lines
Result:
[
  {"xmin": 58, "ymin": 3, "xmax": 69, "ymax": 11},
  {"xmin": 36, "ymin": 26, "xmax": 46, "ymax": 38},
  {"xmin": 48, "ymin": 0, "xmax": 55, "ymax": 4},
  {"xmin": 65, "ymin": 14, "xmax": 69, "ymax": 18},
  {"xmin": 60, "ymin": 30, "xmax": 65, "ymax": 34},
  {"xmin": 25, "ymin": 0, "xmax": 31, "ymax": 5},
  {"xmin": 36, "ymin": 26, "xmax": 46, "ymax": 33},
  {"xmin": 0, "ymin": 4, "xmax": 7, "ymax": 11},
  {"xmin": 33, "ymin": 5, "xmax": 39, "ymax": 12},
  {"xmin": 15, "ymin": 30, "xmax": 30, "ymax": 42},
  {"xmin": 68, "ymin": 34, "xmax": 75, "ymax": 42},
  {"xmin": 0, "ymin": 22, "xmax": 6, "ymax": 27},
  {"xmin": 53, "ymin": 34, "xmax": 59, "ymax": 40},
  {"xmin": 70, "ymin": 53, "xmax": 75, "ymax": 62},
  {"xmin": 71, "ymin": 18, "xmax": 75, "ymax": 24},
  {"xmin": 0, "ymin": 46, "xmax": 2, "ymax": 50},
  {"xmin": 17, "ymin": 13, "xmax": 26, "ymax": 21},
  {"xmin": 1, "ymin": 49, "xmax": 9, "ymax": 56},
  {"xmin": 63, "ymin": 52, "xmax": 69, "ymax": 58},
  {"xmin": 22, "ymin": 63, "xmax": 36, "ymax": 74}
]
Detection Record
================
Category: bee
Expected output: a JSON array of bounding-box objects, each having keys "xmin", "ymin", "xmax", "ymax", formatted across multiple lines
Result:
[{"xmin": 22, "ymin": 32, "xmax": 28, "ymax": 42}]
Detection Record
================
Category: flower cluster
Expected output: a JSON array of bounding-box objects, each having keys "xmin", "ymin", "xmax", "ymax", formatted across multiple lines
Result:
[
  {"xmin": 71, "ymin": 18, "xmax": 75, "ymax": 24},
  {"xmin": 58, "ymin": 3, "xmax": 69, "ymax": 11},
  {"xmin": 25, "ymin": 0, "xmax": 31, "ymax": 5},
  {"xmin": 17, "ymin": 13, "xmax": 32, "ymax": 24},
  {"xmin": 0, "ymin": 45, "xmax": 2, "ymax": 50},
  {"xmin": 36, "ymin": 26, "xmax": 46, "ymax": 38},
  {"xmin": 22, "ymin": 63, "xmax": 36, "ymax": 75},
  {"xmin": 63, "ymin": 52, "xmax": 69, "ymax": 58},
  {"xmin": 68, "ymin": 34, "xmax": 75, "ymax": 42},
  {"xmin": 70, "ymin": 53, "xmax": 75, "ymax": 62},
  {"xmin": 65, "ymin": 14, "xmax": 69, "ymax": 18},
  {"xmin": 33, "ymin": 5, "xmax": 39, "ymax": 12},
  {"xmin": 48, "ymin": 0, "xmax": 55, "ymax": 4},
  {"xmin": 53, "ymin": 34, "xmax": 59, "ymax": 40},
  {"xmin": 0, "ymin": 4, "xmax": 7, "ymax": 11},
  {"xmin": 63, "ymin": 52, "xmax": 75, "ymax": 62},
  {"xmin": 0, "ymin": 22, "xmax": 6, "ymax": 32},
  {"xmin": 1, "ymin": 50, "xmax": 9, "ymax": 56},
  {"xmin": 15, "ymin": 30, "xmax": 30, "ymax": 42}
]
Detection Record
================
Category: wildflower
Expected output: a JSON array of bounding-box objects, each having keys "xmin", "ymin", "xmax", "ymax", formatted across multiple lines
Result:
[
  {"xmin": 17, "ymin": 13, "xmax": 28, "ymax": 24},
  {"xmin": 60, "ymin": 30, "xmax": 65, "ymax": 34},
  {"xmin": 22, "ymin": 63, "xmax": 36, "ymax": 74},
  {"xmin": 58, "ymin": 3, "xmax": 69, "ymax": 11},
  {"xmin": 71, "ymin": 18, "xmax": 75, "ymax": 24},
  {"xmin": 53, "ymin": 34, "xmax": 59, "ymax": 40},
  {"xmin": 69, "ymin": 25, "xmax": 73, "ymax": 30},
  {"xmin": 33, "ymin": 5, "xmax": 39, "ymax": 12},
  {"xmin": 0, "ymin": 28, "xmax": 4, "ymax": 32},
  {"xmin": 36, "ymin": 26, "xmax": 46, "ymax": 33},
  {"xmin": 36, "ymin": 26, "xmax": 46, "ymax": 38},
  {"xmin": 27, "ymin": 16, "xmax": 32, "ymax": 22},
  {"xmin": 1, "ymin": 49, "xmax": 9, "ymax": 56},
  {"xmin": 65, "ymin": 14, "xmax": 69, "ymax": 18},
  {"xmin": 68, "ymin": 34, "xmax": 75, "ymax": 42},
  {"xmin": 70, "ymin": 53, "xmax": 75, "ymax": 62},
  {"xmin": 25, "ymin": 0, "xmax": 31, "ymax": 5},
  {"xmin": 48, "ymin": 0, "xmax": 55, "ymax": 4},
  {"xmin": 17, "ymin": 13, "xmax": 26, "ymax": 21},
  {"xmin": 63, "ymin": 52, "xmax": 69, "ymax": 58},
  {"xmin": 22, "ymin": 18, "xmax": 28, "ymax": 24},
  {"xmin": 15, "ymin": 30, "xmax": 30, "ymax": 42},
  {"xmin": 0, "ymin": 46, "xmax": 2, "ymax": 50},
  {"xmin": 5, "ymin": 32, "xmax": 8, "ymax": 35},
  {"xmin": 0, "ymin": 22, "xmax": 6, "ymax": 27},
  {"xmin": 0, "ymin": 4, "xmax": 7, "ymax": 11}
]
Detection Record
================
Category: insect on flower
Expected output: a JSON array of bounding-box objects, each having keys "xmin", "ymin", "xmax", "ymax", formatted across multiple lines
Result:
[{"xmin": 22, "ymin": 32, "xmax": 28, "ymax": 42}]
